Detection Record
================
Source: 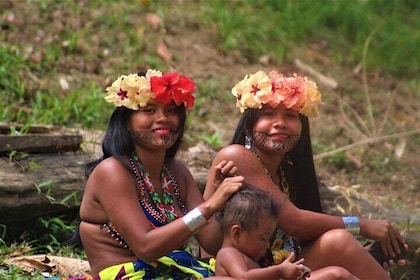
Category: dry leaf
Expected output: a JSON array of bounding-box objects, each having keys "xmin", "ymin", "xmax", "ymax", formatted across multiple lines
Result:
[
  {"xmin": 4, "ymin": 255, "xmax": 91, "ymax": 277},
  {"xmin": 146, "ymin": 13, "xmax": 162, "ymax": 30},
  {"xmin": 10, "ymin": 245, "xmax": 32, "ymax": 257},
  {"xmin": 157, "ymin": 39, "xmax": 172, "ymax": 62}
]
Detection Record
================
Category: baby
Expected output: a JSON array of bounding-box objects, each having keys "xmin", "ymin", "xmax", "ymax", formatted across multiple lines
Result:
[{"xmin": 215, "ymin": 184, "xmax": 310, "ymax": 279}]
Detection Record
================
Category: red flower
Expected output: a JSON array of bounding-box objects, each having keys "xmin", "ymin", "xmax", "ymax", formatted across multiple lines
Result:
[{"xmin": 150, "ymin": 72, "xmax": 196, "ymax": 108}]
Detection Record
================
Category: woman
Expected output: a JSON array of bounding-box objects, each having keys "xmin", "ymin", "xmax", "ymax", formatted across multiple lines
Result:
[
  {"xmin": 79, "ymin": 69, "xmax": 244, "ymax": 279},
  {"xmin": 204, "ymin": 70, "xmax": 406, "ymax": 279}
]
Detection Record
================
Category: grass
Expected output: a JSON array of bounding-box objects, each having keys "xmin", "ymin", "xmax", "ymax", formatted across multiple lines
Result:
[
  {"xmin": 1, "ymin": 0, "xmax": 419, "ymax": 278},
  {"xmin": 1, "ymin": 0, "xmax": 419, "ymax": 130}
]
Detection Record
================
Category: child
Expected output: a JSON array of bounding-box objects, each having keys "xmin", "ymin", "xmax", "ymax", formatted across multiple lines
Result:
[{"xmin": 215, "ymin": 184, "xmax": 311, "ymax": 279}]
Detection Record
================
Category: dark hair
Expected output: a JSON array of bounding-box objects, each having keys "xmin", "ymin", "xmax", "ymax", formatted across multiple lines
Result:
[
  {"xmin": 85, "ymin": 103, "xmax": 187, "ymax": 178},
  {"xmin": 231, "ymin": 109, "xmax": 322, "ymax": 213},
  {"xmin": 216, "ymin": 184, "xmax": 279, "ymax": 234}
]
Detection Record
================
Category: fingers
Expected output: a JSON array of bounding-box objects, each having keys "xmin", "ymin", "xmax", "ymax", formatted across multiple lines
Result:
[
  {"xmin": 287, "ymin": 252, "xmax": 296, "ymax": 262},
  {"xmin": 215, "ymin": 176, "xmax": 244, "ymax": 197},
  {"xmin": 298, "ymin": 264, "xmax": 311, "ymax": 280},
  {"xmin": 215, "ymin": 160, "xmax": 238, "ymax": 178},
  {"xmin": 208, "ymin": 176, "xmax": 244, "ymax": 211},
  {"xmin": 293, "ymin": 258, "xmax": 305, "ymax": 266},
  {"xmin": 220, "ymin": 175, "xmax": 245, "ymax": 191}
]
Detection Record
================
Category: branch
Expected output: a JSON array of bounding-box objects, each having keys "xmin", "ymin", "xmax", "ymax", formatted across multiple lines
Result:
[{"xmin": 314, "ymin": 128, "xmax": 420, "ymax": 160}]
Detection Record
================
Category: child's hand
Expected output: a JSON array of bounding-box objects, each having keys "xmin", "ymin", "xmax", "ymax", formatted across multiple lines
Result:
[{"xmin": 277, "ymin": 253, "xmax": 311, "ymax": 280}]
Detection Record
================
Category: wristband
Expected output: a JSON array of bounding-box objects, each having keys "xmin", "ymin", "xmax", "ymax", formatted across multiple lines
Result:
[
  {"xmin": 342, "ymin": 216, "xmax": 360, "ymax": 235},
  {"xmin": 182, "ymin": 207, "xmax": 208, "ymax": 233}
]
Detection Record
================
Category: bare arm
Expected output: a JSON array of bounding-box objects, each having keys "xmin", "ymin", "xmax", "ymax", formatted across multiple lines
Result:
[
  {"xmin": 204, "ymin": 145, "xmax": 405, "ymax": 255},
  {"xmin": 216, "ymin": 248, "xmax": 305, "ymax": 280},
  {"xmin": 80, "ymin": 157, "xmax": 242, "ymax": 263}
]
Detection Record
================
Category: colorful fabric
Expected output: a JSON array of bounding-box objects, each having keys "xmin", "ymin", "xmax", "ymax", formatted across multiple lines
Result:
[
  {"xmin": 44, "ymin": 277, "xmax": 92, "ymax": 280},
  {"xmin": 95, "ymin": 248, "xmax": 214, "ymax": 280},
  {"xmin": 258, "ymin": 228, "xmax": 299, "ymax": 267}
]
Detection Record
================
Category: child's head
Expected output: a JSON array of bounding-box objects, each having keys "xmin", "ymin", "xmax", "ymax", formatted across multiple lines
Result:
[{"xmin": 216, "ymin": 184, "xmax": 279, "ymax": 261}]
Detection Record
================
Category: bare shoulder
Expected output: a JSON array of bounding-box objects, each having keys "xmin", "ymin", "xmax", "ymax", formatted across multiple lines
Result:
[
  {"xmin": 166, "ymin": 157, "xmax": 193, "ymax": 179},
  {"xmin": 214, "ymin": 144, "xmax": 254, "ymax": 162},
  {"xmin": 216, "ymin": 246, "xmax": 240, "ymax": 261},
  {"xmin": 86, "ymin": 156, "xmax": 133, "ymax": 192},
  {"xmin": 93, "ymin": 157, "xmax": 129, "ymax": 174}
]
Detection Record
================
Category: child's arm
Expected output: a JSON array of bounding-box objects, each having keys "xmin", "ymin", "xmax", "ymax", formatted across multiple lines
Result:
[{"xmin": 216, "ymin": 250, "xmax": 310, "ymax": 280}]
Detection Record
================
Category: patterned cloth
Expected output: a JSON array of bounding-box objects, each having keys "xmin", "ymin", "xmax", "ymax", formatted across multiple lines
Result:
[
  {"xmin": 258, "ymin": 228, "xmax": 300, "ymax": 267},
  {"xmin": 94, "ymin": 248, "xmax": 214, "ymax": 280}
]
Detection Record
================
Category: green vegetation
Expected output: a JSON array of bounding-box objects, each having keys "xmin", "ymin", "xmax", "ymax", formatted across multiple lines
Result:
[
  {"xmin": 1, "ymin": 0, "xmax": 419, "ymax": 278},
  {"xmin": 1, "ymin": 0, "xmax": 418, "ymax": 130}
]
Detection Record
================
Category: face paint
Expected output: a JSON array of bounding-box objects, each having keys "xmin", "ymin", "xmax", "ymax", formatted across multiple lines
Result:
[
  {"xmin": 253, "ymin": 131, "xmax": 300, "ymax": 154},
  {"xmin": 129, "ymin": 129, "xmax": 180, "ymax": 149}
]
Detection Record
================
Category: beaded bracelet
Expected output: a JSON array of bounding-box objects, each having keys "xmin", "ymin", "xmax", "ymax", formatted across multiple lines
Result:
[
  {"xmin": 342, "ymin": 216, "xmax": 360, "ymax": 235},
  {"xmin": 182, "ymin": 207, "xmax": 208, "ymax": 233}
]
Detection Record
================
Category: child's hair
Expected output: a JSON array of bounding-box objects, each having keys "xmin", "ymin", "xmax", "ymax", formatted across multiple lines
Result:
[{"xmin": 216, "ymin": 184, "xmax": 279, "ymax": 234}]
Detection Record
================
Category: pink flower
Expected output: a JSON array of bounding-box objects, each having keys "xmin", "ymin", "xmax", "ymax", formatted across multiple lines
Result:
[
  {"xmin": 276, "ymin": 73, "xmax": 306, "ymax": 111},
  {"xmin": 232, "ymin": 70, "xmax": 322, "ymax": 117}
]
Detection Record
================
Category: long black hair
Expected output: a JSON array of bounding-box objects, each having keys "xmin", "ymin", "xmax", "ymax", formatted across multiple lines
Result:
[
  {"xmin": 85, "ymin": 104, "xmax": 187, "ymax": 178},
  {"xmin": 231, "ymin": 108, "xmax": 322, "ymax": 213}
]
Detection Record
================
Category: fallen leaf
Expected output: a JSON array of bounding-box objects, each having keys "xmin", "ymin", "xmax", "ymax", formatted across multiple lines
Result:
[
  {"xmin": 157, "ymin": 39, "xmax": 172, "ymax": 62},
  {"xmin": 3, "ymin": 255, "xmax": 91, "ymax": 277},
  {"xmin": 146, "ymin": 13, "xmax": 162, "ymax": 30}
]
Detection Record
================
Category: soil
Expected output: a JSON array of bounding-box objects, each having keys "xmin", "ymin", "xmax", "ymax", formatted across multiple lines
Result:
[{"xmin": 1, "ymin": 1, "xmax": 419, "ymax": 278}]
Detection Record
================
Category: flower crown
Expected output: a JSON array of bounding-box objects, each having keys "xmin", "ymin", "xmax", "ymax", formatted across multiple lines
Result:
[
  {"xmin": 105, "ymin": 69, "xmax": 196, "ymax": 110},
  {"xmin": 232, "ymin": 70, "xmax": 322, "ymax": 117}
]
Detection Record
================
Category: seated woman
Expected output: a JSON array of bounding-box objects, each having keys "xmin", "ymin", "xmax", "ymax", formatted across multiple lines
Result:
[
  {"xmin": 79, "ymin": 69, "xmax": 244, "ymax": 279},
  {"xmin": 203, "ymin": 70, "xmax": 406, "ymax": 279}
]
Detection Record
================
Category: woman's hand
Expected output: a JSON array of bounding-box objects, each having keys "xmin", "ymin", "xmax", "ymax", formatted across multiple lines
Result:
[
  {"xmin": 361, "ymin": 218, "xmax": 408, "ymax": 268},
  {"xmin": 205, "ymin": 175, "xmax": 244, "ymax": 213},
  {"xmin": 212, "ymin": 160, "xmax": 238, "ymax": 189},
  {"xmin": 203, "ymin": 160, "xmax": 243, "ymax": 215}
]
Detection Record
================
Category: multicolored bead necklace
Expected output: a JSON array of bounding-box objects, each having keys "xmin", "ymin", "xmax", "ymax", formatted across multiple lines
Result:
[{"xmin": 130, "ymin": 153, "xmax": 185, "ymax": 227}]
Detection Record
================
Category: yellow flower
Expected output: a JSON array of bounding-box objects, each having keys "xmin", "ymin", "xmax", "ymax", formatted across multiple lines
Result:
[
  {"xmin": 299, "ymin": 79, "xmax": 322, "ymax": 118},
  {"xmin": 105, "ymin": 74, "xmax": 139, "ymax": 110},
  {"xmin": 232, "ymin": 71, "xmax": 272, "ymax": 113}
]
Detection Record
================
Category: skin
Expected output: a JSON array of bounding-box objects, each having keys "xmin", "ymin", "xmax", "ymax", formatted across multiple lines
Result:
[
  {"xmin": 216, "ymin": 212, "xmax": 308, "ymax": 280},
  {"xmin": 204, "ymin": 104, "xmax": 397, "ymax": 279},
  {"xmin": 79, "ymin": 100, "xmax": 244, "ymax": 278}
]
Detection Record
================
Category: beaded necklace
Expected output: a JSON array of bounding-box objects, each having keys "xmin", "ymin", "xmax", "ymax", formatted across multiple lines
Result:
[
  {"xmin": 130, "ymin": 153, "xmax": 185, "ymax": 226},
  {"xmin": 251, "ymin": 149, "xmax": 291, "ymax": 199},
  {"xmin": 99, "ymin": 155, "xmax": 186, "ymax": 251}
]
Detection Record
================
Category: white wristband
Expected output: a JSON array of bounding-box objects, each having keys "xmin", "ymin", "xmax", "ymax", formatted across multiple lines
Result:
[
  {"xmin": 182, "ymin": 207, "xmax": 208, "ymax": 233},
  {"xmin": 342, "ymin": 216, "xmax": 360, "ymax": 235}
]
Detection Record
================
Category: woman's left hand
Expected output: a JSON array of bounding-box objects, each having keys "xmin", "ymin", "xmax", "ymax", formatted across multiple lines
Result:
[{"xmin": 361, "ymin": 218, "xmax": 407, "ymax": 268}]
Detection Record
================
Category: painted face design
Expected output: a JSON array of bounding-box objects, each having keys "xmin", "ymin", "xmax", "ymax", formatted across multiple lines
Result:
[
  {"xmin": 129, "ymin": 129, "xmax": 180, "ymax": 149},
  {"xmin": 252, "ymin": 131, "xmax": 300, "ymax": 154}
]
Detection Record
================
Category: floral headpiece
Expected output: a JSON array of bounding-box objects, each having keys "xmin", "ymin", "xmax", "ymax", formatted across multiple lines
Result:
[
  {"xmin": 105, "ymin": 69, "xmax": 196, "ymax": 110},
  {"xmin": 232, "ymin": 70, "xmax": 322, "ymax": 117}
]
